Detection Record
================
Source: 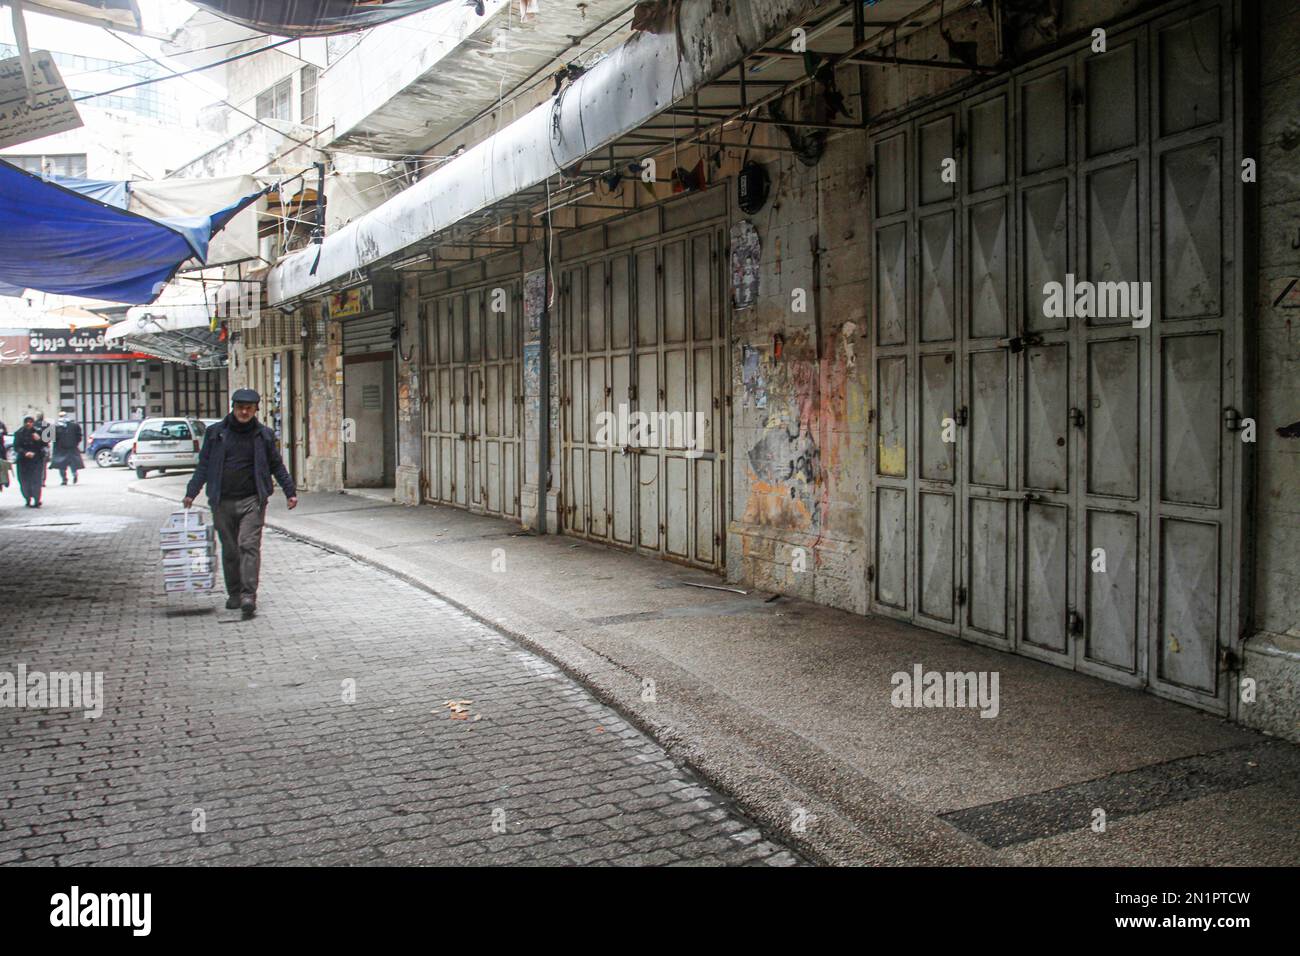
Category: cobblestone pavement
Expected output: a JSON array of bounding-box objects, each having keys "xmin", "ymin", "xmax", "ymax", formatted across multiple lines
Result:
[{"xmin": 0, "ymin": 472, "xmax": 796, "ymax": 866}]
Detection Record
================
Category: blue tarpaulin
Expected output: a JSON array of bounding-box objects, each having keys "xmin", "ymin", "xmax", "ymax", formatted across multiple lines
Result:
[
  {"xmin": 46, "ymin": 173, "xmax": 130, "ymax": 210},
  {"xmin": 0, "ymin": 159, "xmax": 265, "ymax": 304}
]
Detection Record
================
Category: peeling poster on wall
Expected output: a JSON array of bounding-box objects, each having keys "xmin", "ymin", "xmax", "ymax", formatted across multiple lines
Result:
[
  {"xmin": 742, "ymin": 345, "xmax": 767, "ymax": 409},
  {"xmin": 524, "ymin": 268, "xmax": 547, "ymax": 336},
  {"xmin": 730, "ymin": 220, "xmax": 761, "ymax": 310}
]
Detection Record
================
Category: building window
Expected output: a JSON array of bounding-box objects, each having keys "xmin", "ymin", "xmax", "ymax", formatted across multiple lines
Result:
[
  {"xmin": 255, "ymin": 77, "xmax": 293, "ymax": 121},
  {"xmin": 300, "ymin": 65, "xmax": 318, "ymax": 127},
  {"xmin": 5, "ymin": 154, "xmax": 88, "ymax": 178}
]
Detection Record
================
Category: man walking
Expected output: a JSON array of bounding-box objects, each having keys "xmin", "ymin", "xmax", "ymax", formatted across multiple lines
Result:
[
  {"xmin": 13, "ymin": 416, "xmax": 47, "ymax": 507},
  {"xmin": 52, "ymin": 412, "xmax": 84, "ymax": 485},
  {"xmin": 183, "ymin": 389, "xmax": 297, "ymax": 619}
]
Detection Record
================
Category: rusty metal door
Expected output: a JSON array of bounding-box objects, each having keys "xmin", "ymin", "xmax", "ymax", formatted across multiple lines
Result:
[
  {"xmin": 869, "ymin": 0, "xmax": 1239, "ymax": 713},
  {"xmin": 422, "ymin": 282, "xmax": 522, "ymax": 517},
  {"xmin": 1145, "ymin": 1, "xmax": 1239, "ymax": 711},
  {"xmin": 1072, "ymin": 26, "xmax": 1150, "ymax": 687},
  {"xmin": 560, "ymin": 225, "xmax": 727, "ymax": 570},
  {"xmin": 962, "ymin": 83, "xmax": 1018, "ymax": 650},
  {"xmin": 420, "ymin": 294, "xmax": 466, "ymax": 506},
  {"xmin": 479, "ymin": 280, "xmax": 521, "ymax": 518},
  {"xmin": 466, "ymin": 287, "xmax": 484, "ymax": 510}
]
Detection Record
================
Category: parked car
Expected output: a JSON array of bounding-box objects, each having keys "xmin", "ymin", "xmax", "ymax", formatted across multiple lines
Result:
[
  {"xmin": 89, "ymin": 419, "xmax": 144, "ymax": 467},
  {"xmin": 109, "ymin": 436, "xmax": 136, "ymax": 468},
  {"xmin": 130, "ymin": 417, "xmax": 203, "ymax": 479}
]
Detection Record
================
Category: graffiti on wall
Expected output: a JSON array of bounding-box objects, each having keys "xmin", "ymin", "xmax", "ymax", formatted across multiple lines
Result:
[{"xmin": 739, "ymin": 325, "xmax": 858, "ymax": 539}]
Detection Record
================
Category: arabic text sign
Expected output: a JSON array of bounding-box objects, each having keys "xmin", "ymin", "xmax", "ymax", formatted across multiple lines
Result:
[
  {"xmin": 0, "ymin": 52, "xmax": 83, "ymax": 150},
  {"xmin": 27, "ymin": 327, "xmax": 116, "ymax": 359}
]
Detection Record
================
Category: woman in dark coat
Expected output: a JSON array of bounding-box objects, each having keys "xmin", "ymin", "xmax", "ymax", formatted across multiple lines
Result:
[
  {"xmin": 52, "ymin": 413, "xmax": 84, "ymax": 485},
  {"xmin": 14, "ymin": 417, "xmax": 47, "ymax": 507}
]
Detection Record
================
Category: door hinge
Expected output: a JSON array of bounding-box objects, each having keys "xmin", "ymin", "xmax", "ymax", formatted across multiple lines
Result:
[
  {"xmin": 868, "ymin": 408, "xmax": 876, "ymax": 423},
  {"xmin": 1224, "ymin": 407, "xmax": 1243, "ymax": 432},
  {"xmin": 629, "ymin": 385, "xmax": 637, "ymax": 401},
  {"xmin": 1218, "ymin": 645, "xmax": 1241, "ymax": 672},
  {"xmin": 955, "ymin": 585, "xmax": 967, "ymax": 606},
  {"xmin": 1069, "ymin": 407, "xmax": 1086, "ymax": 429},
  {"xmin": 1067, "ymin": 609, "xmax": 1084, "ymax": 636},
  {"xmin": 955, "ymin": 406, "xmax": 968, "ymax": 427},
  {"xmin": 866, "ymin": 565, "xmax": 875, "ymax": 583}
]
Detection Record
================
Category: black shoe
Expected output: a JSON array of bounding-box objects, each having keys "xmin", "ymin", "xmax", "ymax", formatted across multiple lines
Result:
[
  {"xmin": 73, "ymin": 474, "xmax": 78, "ymax": 484},
  {"xmin": 240, "ymin": 597, "xmax": 256, "ymax": 619},
  {"xmin": 225, "ymin": 595, "xmax": 241, "ymax": 610},
  {"xmin": 61, "ymin": 480, "xmax": 67, "ymax": 485}
]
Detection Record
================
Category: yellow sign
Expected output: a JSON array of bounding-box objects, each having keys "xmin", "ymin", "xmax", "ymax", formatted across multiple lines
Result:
[{"xmin": 328, "ymin": 285, "xmax": 373, "ymax": 319}]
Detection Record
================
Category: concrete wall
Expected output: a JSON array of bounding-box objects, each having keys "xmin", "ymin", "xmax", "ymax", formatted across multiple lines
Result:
[
  {"xmin": 303, "ymin": 304, "xmax": 344, "ymax": 493},
  {"xmin": 0, "ymin": 363, "xmax": 58, "ymax": 427},
  {"xmin": 395, "ymin": 276, "xmax": 423, "ymax": 505},
  {"xmin": 1241, "ymin": 0, "xmax": 1300, "ymax": 740},
  {"xmin": 726, "ymin": 131, "xmax": 873, "ymax": 614}
]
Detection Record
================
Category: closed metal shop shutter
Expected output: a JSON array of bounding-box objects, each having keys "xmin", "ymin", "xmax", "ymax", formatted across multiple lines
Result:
[
  {"xmin": 867, "ymin": 0, "xmax": 1241, "ymax": 714},
  {"xmin": 560, "ymin": 222, "xmax": 728, "ymax": 572},
  {"xmin": 420, "ymin": 282, "xmax": 523, "ymax": 518},
  {"xmin": 342, "ymin": 313, "xmax": 394, "ymax": 355}
]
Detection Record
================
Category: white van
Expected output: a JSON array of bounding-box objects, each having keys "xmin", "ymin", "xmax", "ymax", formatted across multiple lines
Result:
[{"xmin": 131, "ymin": 418, "xmax": 204, "ymax": 479}]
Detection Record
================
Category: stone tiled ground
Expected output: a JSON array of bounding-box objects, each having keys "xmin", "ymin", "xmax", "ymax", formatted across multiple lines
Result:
[{"xmin": 0, "ymin": 475, "xmax": 795, "ymax": 866}]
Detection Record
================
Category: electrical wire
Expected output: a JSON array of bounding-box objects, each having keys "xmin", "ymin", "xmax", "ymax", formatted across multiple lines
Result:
[
  {"xmin": 57, "ymin": 31, "xmax": 280, "ymax": 80},
  {"xmin": 73, "ymin": 35, "xmax": 298, "ymax": 102},
  {"xmin": 104, "ymin": 31, "xmax": 326, "ymax": 173}
]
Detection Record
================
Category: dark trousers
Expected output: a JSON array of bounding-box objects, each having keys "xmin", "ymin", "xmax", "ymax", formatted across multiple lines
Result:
[
  {"xmin": 16, "ymin": 458, "xmax": 42, "ymax": 504},
  {"xmin": 214, "ymin": 495, "xmax": 266, "ymax": 599}
]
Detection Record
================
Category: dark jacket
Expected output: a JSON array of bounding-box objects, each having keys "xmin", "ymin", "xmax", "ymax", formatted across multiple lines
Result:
[
  {"xmin": 186, "ymin": 416, "xmax": 296, "ymax": 509},
  {"xmin": 54, "ymin": 421, "xmax": 82, "ymax": 451},
  {"xmin": 14, "ymin": 425, "xmax": 46, "ymax": 459}
]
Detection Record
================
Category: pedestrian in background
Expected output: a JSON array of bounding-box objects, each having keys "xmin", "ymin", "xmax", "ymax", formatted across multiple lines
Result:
[
  {"xmin": 183, "ymin": 389, "xmax": 298, "ymax": 619},
  {"xmin": 14, "ymin": 416, "xmax": 47, "ymax": 507},
  {"xmin": 33, "ymin": 413, "xmax": 49, "ymax": 487},
  {"xmin": 0, "ymin": 420, "xmax": 10, "ymax": 494},
  {"xmin": 52, "ymin": 412, "xmax": 84, "ymax": 485}
]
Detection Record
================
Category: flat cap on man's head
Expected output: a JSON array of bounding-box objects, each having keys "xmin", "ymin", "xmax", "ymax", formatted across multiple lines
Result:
[{"xmin": 231, "ymin": 388, "xmax": 261, "ymax": 405}]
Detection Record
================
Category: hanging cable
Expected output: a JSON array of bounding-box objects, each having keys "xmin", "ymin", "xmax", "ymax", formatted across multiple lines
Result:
[
  {"xmin": 73, "ymin": 36, "xmax": 298, "ymax": 102},
  {"xmin": 104, "ymin": 32, "xmax": 325, "ymax": 169}
]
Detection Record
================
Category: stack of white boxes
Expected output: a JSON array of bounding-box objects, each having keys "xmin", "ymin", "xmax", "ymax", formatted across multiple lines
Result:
[{"xmin": 159, "ymin": 509, "xmax": 216, "ymax": 593}]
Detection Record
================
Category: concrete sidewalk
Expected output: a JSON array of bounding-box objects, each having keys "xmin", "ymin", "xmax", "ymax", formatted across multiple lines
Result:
[{"xmin": 133, "ymin": 474, "xmax": 1300, "ymax": 866}]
